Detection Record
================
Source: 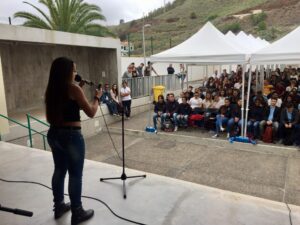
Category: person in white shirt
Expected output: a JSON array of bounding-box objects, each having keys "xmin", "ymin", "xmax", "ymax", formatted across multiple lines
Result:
[
  {"xmin": 212, "ymin": 94, "xmax": 224, "ymax": 109},
  {"xmin": 120, "ymin": 81, "xmax": 132, "ymax": 119},
  {"xmin": 267, "ymin": 93, "xmax": 282, "ymax": 108},
  {"xmin": 189, "ymin": 92, "xmax": 203, "ymax": 113}
]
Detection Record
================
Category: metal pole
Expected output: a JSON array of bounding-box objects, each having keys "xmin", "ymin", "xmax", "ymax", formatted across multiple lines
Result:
[
  {"xmin": 142, "ymin": 26, "xmax": 146, "ymax": 68},
  {"xmin": 151, "ymin": 36, "xmax": 153, "ymax": 55},
  {"xmin": 255, "ymin": 65, "xmax": 258, "ymax": 93},
  {"xmin": 26, "ymin": 114, "xmax": 33, "ymax": 148},
  {"xmin": 186, "ymin": 64, "xmax": 189, "ymax": 90},
  {"xmin": 244, "ymin": 65, "xmax": 252, "ymax": 137},
  {"xmin": 127, "ymin": 33, "xmax": 130, "ymax": 57},
  {"xmin": 169, "ymin": 38, "xmax": 172, "ymax": 48},
  {"xmin": 43, "ymin": 136, "xmax": 46, "ymax": 150},
  {"xmin": 8, "ymin": 17, "xmax": 11, "ymax": 25},
  {"xmin": 241, "ymin": 64, "xmax": 246, "ymax": 137}
]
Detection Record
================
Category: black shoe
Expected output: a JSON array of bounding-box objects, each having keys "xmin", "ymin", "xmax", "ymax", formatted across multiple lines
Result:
[
  {"xmin": 71, "ymin": 207, "xmax": 94, "ymax": 225},
  {"xmin": 54, "ymin": 202, "xmax": 71, "ymax": 219}
]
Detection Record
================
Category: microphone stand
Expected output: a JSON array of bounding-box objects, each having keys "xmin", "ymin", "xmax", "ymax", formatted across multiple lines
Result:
[
  {"xmin": 100, "ymin": 106, "xmax": 146, "ymax": 199},
  {"xmin": 0, "ymin": 204, "xmax": 33, "ymax": 217}
]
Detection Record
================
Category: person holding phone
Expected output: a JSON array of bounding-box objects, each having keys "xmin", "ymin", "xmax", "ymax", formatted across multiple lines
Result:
[{"xmin": 45, "ymin": 57, "xmax": 102, "ymax": 225}]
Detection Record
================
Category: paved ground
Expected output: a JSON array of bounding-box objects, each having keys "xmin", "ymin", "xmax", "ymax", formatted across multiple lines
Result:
[
  {"xmin": 83, "ymin": 112, "xmax": 300, "ymax": 207},
  {"xmin": 6, "ymin": 111, "xmax": 300, "ymax": 207},
  {"xmin": 1, "ymin": 142, "xmax": 300, "ymax": 225}
]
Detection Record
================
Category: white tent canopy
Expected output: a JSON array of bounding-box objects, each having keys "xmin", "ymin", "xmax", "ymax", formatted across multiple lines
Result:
[
  {"xmin": 251, "ymin": 26, "xmax": 300, "ymax": 64},
  {"xmin": 150, "ymin": 22, "xmax": 247, "ymax": 64}
]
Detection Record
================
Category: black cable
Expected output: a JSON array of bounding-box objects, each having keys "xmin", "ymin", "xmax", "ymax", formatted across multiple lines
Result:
[
  {"xmin": 98, "ymin": 104, "xmax": 123, "ymax": 162},
  {"xmin": 285, "ymin": 202, "xmax": 293, "ymax": 225},
  {"xmin": 0, "ymin": 178, "xmax": 146, "ymax": 225}
]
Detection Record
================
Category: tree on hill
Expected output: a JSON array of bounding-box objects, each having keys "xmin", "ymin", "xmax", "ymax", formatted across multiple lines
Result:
[{"xmin": 14, "ymin": 0, "xmax": 114, "ymax": 37}]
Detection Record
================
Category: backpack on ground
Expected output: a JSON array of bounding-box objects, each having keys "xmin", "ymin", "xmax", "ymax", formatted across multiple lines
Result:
[
  {"xmin": 262, "ymin": 125, "xmax": 273, "ymax": 143},
  {"xmin": 162, "ymin": 119, "xmax": 174, "ymax": 132}
]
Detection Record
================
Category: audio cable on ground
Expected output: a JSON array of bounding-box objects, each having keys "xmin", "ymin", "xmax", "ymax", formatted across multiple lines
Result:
[{"xmin": 0, "ymin": 178, "xmax": 146, "ymax": 225}]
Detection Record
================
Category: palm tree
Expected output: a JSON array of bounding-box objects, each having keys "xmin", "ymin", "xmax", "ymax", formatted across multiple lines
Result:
[{"xmin": 14, "ymin": 0, "xmax": 114, "ymax": 37}]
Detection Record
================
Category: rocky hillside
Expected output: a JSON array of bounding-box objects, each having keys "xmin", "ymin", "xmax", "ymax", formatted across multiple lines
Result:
[{"xmin": 111, "ymin": 0, "xmax": 300, "ymax": 56}]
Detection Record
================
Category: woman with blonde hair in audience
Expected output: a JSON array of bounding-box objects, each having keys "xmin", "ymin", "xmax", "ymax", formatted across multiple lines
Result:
[
  {"xmin": 286, "ymin": 79, "xmax": 297, "ymax": 93},
  {"xmin": 202, "ymin": 92, "xmax": 214, "ymax": 109},
  {"xmin": 212, "ymin": 93, "xmax": 224, "ymax": 110}
]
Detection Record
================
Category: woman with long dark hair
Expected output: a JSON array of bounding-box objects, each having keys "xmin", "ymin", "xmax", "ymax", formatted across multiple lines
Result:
[{"xmin": 45, "ymin": 57, "xmax": 102, "ymax": 225}]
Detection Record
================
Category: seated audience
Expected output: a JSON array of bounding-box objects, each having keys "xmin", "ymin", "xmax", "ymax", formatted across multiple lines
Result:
[
  {"xmin": 279, "ymin": 102, "xmax": 299, "ymax": 145},
  {"xmin": 177, "ymin": 97, "xmax": 192, "ymax": 128},
  {"xmin": 100, "ymin": 83, "xmax": 118, "ymax": 116},
  {"xmin": 212, "ymin": 98, "xmax": 232, "ymax": 138},
  {"xmin": 247, "ymin": 99, "xmax": 264, "ymax": 139},
  {"xmin": 153, "ymin": 95, "xmax": 166, "ymax": 131},
  {"xmin": 259, "ymin": 97, "xmax": 281, "ymax": 143},
  {"xmin": 161, "ymin": 93, "xmax": 179, "ymax": 131}
]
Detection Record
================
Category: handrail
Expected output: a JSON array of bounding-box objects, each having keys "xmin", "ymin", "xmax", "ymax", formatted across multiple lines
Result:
[
  {"xmin": 0, "ymin": 114, "xmax": 48, "ymax": 150},
  {"xmin": 26, "ymin": 114, "xmax": 49, "ymax": 127},
  {"xmin": 26, "ymin": 114, "xmax": 49, "ymax": 150}
]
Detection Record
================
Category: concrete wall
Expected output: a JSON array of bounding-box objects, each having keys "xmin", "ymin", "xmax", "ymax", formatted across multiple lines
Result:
[
  {"xmin": 0, "ymin": 42, "xmax": 118, "ymax": 114},
  {"xmin": 0, "ymin": 24, "xmax": 121, "ymax": 116},
  {"xmin": 0, "ymin": 55, "xmax": 9, "ymax": 134}
]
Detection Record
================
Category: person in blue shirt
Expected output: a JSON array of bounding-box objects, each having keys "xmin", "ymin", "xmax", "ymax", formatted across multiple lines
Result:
[
  {"xmin": 100, "ymin": 84, "xmax": 118, "ymax": 116},
  {"xmin": 259, "ymin": 97, "xmax": 281, "ymax": 142}
]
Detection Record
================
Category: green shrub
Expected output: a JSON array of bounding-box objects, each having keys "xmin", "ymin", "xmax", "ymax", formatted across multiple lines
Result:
[
  {"xmin": 206, "ymin": 14, "xmax": 218, "ymax": 22},
  {"xmin": 177, "ymin": 22, "xmax": 187, "ymax": 29},
  {"xmin": 190, "ymin": 12, "xmax": 197, "ymax": 19},
  {"xmin": 251, "ymin": 12, "xmax": 267, "ymax": 26},
  {"xmin": 222, "ymin": 22, "xmax": 241, "ymax": 33},
  {"xmin": 257, "ymin": 21, "xmax": 266, "ymax": 31}
]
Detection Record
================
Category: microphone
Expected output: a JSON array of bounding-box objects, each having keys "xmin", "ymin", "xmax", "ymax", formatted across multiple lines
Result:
[
  {"xmin": 75, "ymin": 74, "xmax": 94, "ymax": 86},
  {"xmin": 0, "ymin": 204, "xmax": 33, "ymax": 217}
]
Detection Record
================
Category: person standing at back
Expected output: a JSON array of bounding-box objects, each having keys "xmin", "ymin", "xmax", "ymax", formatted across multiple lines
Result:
[
  {"xmin": 45, "ymin": 57, "xmax": 102, "ymax": 225},
  {"xmin": 167, "ymin": 64, "xmax": 175, "ymax": 75},
  {"xmin": 120, "ymin": 80, "xmax": 132, "ymax": 119}
]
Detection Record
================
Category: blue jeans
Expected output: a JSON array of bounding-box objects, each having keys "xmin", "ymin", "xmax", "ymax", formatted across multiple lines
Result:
[
  {"xmin": 153, "ymin": 113, "xmax": 161, "ymax": 129},
  {"xmin": 104, "ymin": 100, "xmax": 118, "ymax": 115},
  {"xmin": 215, "ymin": 115, "xmax": 228, "ymax": 134},
  {"xmin": 247, "ymin": 120, "xmax": 260, "ymax": 138},
  {"xmin": 161, "ymin": 113, "xmax": 178, "ymax": 126},
  {"xmin": 47, "ymin": 127, "xmax": 85, "ymax": 209},
  {"xmin": 177, "ymin": 114, "xmax": 189, "ymax": 127},
  {"xmin": 227, "ymin": 118, "xmax": 243, "ymax": 134}
]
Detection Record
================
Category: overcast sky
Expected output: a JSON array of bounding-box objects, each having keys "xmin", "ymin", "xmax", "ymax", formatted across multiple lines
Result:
[{"xmin": 0, "ymin": 0, "xmax": 174, "ymax": 25}]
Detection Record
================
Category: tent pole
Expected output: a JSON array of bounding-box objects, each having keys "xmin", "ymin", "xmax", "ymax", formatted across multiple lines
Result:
[
  {"xmin": 255, "ymin": 65, "xmax": 258, "ymax": 94},
  {"xmin": 186, "ymin": 64, "xmax": 189, "ymax": 90},
  {"xmin": 244, "ymin": 65, "xmax": 252, "ymax": 137},
  {"xmin": 241, "ymin": 64, "xmax": 246, "ymax": 137},
  {"xmin": 260, "ymin": 65, "xmax": 264, "ymax": 92}
]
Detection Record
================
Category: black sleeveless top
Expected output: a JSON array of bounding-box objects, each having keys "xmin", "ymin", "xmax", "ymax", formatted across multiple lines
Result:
[{"xmin": 63, "ymin": 99, "xmax": 80, "ymax": 122}]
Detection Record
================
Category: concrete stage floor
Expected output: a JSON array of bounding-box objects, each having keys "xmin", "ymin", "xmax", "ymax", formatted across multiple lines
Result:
[{"xmin": 0, "ymin": 142, "xmax": 300, "ymax": 225}]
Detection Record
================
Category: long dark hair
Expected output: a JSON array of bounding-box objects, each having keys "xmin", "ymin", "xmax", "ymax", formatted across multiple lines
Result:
[
  {"xmin": 112, "ymin": 83, "xmax": 118, "ymax": 96},
  {"xmin": 45, "ymin": 57, "xmax": 74, "ymax": 125}
]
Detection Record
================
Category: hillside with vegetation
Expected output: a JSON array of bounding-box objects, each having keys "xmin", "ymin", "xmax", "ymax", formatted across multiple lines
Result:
[{"xmin": 111, "ymin": 0, "xmax": 300, "ymax": 56}]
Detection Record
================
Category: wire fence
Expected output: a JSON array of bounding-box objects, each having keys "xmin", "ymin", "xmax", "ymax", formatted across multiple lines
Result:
[{"xmin": 123, "ymin": 74, "xmax": 184, "ymax": 99}]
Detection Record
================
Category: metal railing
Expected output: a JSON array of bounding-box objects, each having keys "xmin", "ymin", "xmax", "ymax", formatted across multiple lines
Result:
[
  {"xmin": 0, "ymin": 114, "xmax": 49, "ymax": 150},
  {"xmin": 123, "ymin": 74, "xmax": 183, "ymax": 98}
]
